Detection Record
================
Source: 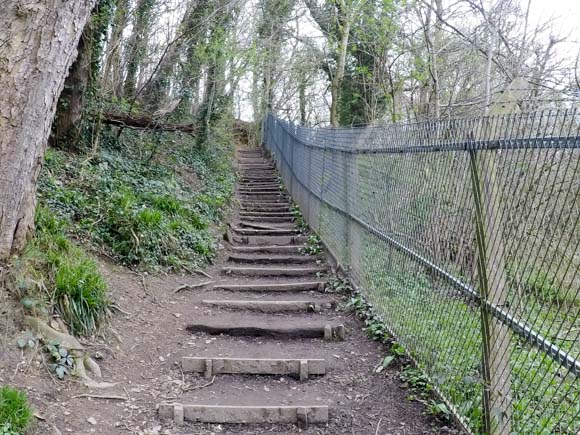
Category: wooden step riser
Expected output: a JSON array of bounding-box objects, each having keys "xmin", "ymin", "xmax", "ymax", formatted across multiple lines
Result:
[
  {"xmin": 232, "ymin": 229, "xmax": 299, "ymax": 236},
  {"xmin": 182, "ymin": 357, "xmax": 326, "ymax": 380},
  {"xmin": 239, "ymin": 216, "xmax": 295, "ymax": 223},
  {"xmin": 238, "ymin": 222, "xmax": 296, "ymax": 230},
  {"xmin": 159, "ymin": 404, "xmax": 329, "ymax": 426},
  {"xmin": 222, "ymin": 267, "xmax": 325, "ymax": 277},
  {"xmin": 186, "ymin": 323, "xmax": 345, "ymax": 341},
  {"xmin": 231, "ymin": 235, "xmax": 307, "ymax": 246},
  {"xmin": 240, "ymin": 178, "xmax": 278, "ymax": 183},
  {"xmin": 239, "ymin": 211, "xmax": 293, "ymax": 215},
  {"xmin": 238, "ymin": 182, "xmax": 281, "ymax": 187},
  {"xmin": 238, "ymin": 189, "xmax": 284, "ymax": 194},
  {"xmin": 227, "ymin": 255, "xmax": 316, "ymax": 264},
  {"xmin": 240, "ymin": 205, "xmax": 291, "ymax": 211},
  {"xmin": 231, "ymin": 245, "xmax": 305, "ymax": 254},
  {"xmin": 214, "ymin": 281, "xmax": 325, "ymax": 292},
  {"xmin": 239, "ymin": 196, "xmax": 290, "ymax": 202},
  {"xmin": 239, "ymin": 171, "xmax": 276, "ymax": 176},
  {"xmin": 201, "ymin": 299, "xmax": 332, "ymax": 313}
]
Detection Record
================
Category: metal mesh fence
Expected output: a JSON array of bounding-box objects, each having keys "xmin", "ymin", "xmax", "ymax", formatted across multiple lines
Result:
[{"xmin": 263, "ymin": 111, "xmax": 580, "ymax": 434}]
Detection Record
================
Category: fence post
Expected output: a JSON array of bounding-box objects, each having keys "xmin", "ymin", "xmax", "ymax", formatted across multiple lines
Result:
[
  {"xmin": 468, "ymin": 133, "xmax": 512, "ymax": 434},
  {"xmin": 343, "ymin": 151, "xmax": 351, "ymax": 269}
]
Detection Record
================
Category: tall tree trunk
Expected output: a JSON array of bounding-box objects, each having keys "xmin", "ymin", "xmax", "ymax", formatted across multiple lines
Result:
[
  {"xmin": 330, "ymin": 11, "xmax": 351, "ymax": 127},
  {"xmin": 299, "ymin": 77, "xmax": 307, "ymax": 125},
  {"xmin": 53, "ymin": 29, "xmax": 92, "ymax": 147},
  {"xmin": 102, "ymin": 0, "xmax": 129, "ymax": 97},
  {"xmin": 0, "ymin": 0, "xmax": 96, "ymax": 260},
  {"xmin": 123, "ymin": 0, "xmax": 154, "ymax": 98}
]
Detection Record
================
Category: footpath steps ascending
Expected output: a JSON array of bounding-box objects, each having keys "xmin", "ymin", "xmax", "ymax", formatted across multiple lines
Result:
[{"xmin": 158, "ymin": 147, "xmax": 347, "ymax": 429}]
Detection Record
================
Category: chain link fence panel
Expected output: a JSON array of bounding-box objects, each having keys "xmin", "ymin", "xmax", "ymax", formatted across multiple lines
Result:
[{"xmin": 263, "ymin": 111, "xmax": 580, "ymax": 434}]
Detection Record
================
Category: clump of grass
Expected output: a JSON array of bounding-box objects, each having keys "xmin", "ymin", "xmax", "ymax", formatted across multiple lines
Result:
[
  {"xmin": 0, "ymin": 386, "xmax": 32, "ymax": 434},
  {"xmin": 15, "ymin": 207, "xmax": 110, "ymax": 336}
]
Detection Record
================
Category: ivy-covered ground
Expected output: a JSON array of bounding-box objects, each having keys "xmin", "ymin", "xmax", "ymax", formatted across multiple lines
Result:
[{"xmin": 39, "ymin": 130, "xmax": 235, "ymax": 270}]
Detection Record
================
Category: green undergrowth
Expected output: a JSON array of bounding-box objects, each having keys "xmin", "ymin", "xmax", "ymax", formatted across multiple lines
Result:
[
  {"xmin": 359, "ymin": 234, "xmax": 579, "ymax": 434},
  {"xmin": 0, "ymin": 386, "xmax": 32, "ymax": 435},
  {"xmin": 8, "ymin": 126, "xmax": 234, "ymax": 339},
  {"xmin": 341, "ymin": 279, "xmax": 454, "ymax": 424},
  {"xmin": 38, "ymin": 129, "xmax": 235, "ymax": 270}
]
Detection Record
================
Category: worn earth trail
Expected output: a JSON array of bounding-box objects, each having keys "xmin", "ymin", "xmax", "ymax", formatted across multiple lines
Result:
[
  {"xmin": 2, "ymin": 145, "xmax": 454, "ymax": 434},
  {"xmin": 156, "ymin": 146, "xmax": 451, "ymax": 434}
]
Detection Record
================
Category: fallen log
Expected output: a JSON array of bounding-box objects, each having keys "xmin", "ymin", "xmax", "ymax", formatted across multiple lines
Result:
[{"xmin": 101, "ymin": 112, "xmax": 197, "ymax": 133}]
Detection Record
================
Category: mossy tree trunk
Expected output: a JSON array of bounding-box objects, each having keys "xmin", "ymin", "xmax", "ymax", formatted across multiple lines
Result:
[{"xmin": 123, "ymin": 0, "xmax": 155, "ymax": 98}]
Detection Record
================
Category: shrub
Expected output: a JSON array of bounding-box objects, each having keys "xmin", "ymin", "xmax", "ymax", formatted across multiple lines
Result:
[{"xmin": 0, "ymin": 386, "xmax": 32, "ymax": 434}]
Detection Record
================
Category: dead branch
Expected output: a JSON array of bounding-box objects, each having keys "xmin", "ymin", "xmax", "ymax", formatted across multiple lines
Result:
[
  {"xmin": 173, "ymin": 280, "xmax": 215, "ymax": 294},
  {"xmin": 72, "ymin": 394, "xmax": 128, "ymax": 401},
  {"xmin": 101, "ymin": 112, "xmax": 197, "ymax": 133}
]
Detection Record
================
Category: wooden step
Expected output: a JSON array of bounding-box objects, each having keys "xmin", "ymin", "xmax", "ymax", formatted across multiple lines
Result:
[
  {"xmin": 231, "ymin": 245, "xmax": 305, "ymax": 254},
  {"xmin": 239, "ymin": 203, "xmax": 291, "ymax": 210},
  {"xmin": 230, "ymin": 235, "xmax": 307, "ymax": 245},
  {"xmin": 222, "ymin": 266, "xmax": 325, "ymax": 277},
  {"xmin": 239, "ymin": 171, "xmax": 277, "ymax": 176},
  {"xmin": 239, "ymin": 210, "xmax": 293, "ymax": 216},
  {"xmin": 227, "ymin": 254, "xmax": 318, "ymax": 264},
  {"xmin": 201, "ymin": 299, "xmax": 332, "ymax": 313},
  {"xmin": 240, "ymin": 204, "xmax": 290, "ymax": 210},
  {"xmin": 231, "ymin": 227, "xmax": 299, "ymax": 236},
  {"xmin": 238, "ymin": 221, "xmax": 296, "ymax": 230},
  {"xmin": 238, "ymin": 184, "xmax": 282, "ymax": 189},
  {"xmin": 186, "ymin": 321, "xmax": 345, "ymax": 340},
  {"xmin": 238, "ymin": 189, "xmax": 283, "ymax": 195},
  {"xmin": 238, "ymin": 195, "xmax": 290, "ymax": 202},
  {"xmin": 240, "ymin": 175, "xmax": 278, "ymax": 180},
  {"xmin": 158, "ymin": 403, "xmax": 329, "ymax": 426},
  {"xmin": 239, "ymin": 216, "xmax": 295, "ymax": 223},
  {"xmin": 215, "ymin": 280, "xmax": 325, "ymax": 292},
  {"xmin": 182, "ymin": 357, "xmax": 326, "ymax": 380}
]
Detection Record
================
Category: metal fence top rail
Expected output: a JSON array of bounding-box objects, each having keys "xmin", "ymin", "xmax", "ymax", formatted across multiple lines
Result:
[{"xmin": 269, "ymin": 109, "xmax": 580, "ymax": 153}]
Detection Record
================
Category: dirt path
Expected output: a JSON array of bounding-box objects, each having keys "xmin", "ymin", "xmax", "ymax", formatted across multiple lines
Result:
[{"xmin": 1, "ymin": 146, "xmax": 456, "ymax": 434}]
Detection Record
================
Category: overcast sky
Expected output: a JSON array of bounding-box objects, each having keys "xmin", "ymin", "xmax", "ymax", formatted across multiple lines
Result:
[{"xmin": 530, "ymin": 0, "xmax": 580, "ymax": 42}]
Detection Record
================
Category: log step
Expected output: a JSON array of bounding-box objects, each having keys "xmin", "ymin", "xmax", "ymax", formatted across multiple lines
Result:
[
  {"xmin": 240, "ymin": 176, "xmax": 278, "ymax": 181},
  {"xmin": 238, "ymin": 221, "xmax": 296, "ymax": 230},
  {"xmin": 239, "ymin": 211, "xmax": 293, "ymax": 216},
  {"xmin": 231, "ymin": 227, "xmax": 299, "ymax": 236},
  {"xmin": 239, "ymin": 200, "xmax": 290, "ymax": 206},
  {"xmin": 230, "ymin": 235, "xmax": 307, "ymax": 245},
  {"xmin": 227, "ymin": 254, "xmax": 318, "ymax": 264},
  {"xmin": 201, "ymin": 299, "xmax": 332, "ymax": 313},
  {"xmin": 231, "ymin": 245, "xmax": 306, "ymax": 254},
  {"xmin": 238, "ymin": 189, "xmax": 283, "ymax": 195},
  {"xmin": 239, "ymin": 173, "xmax": 277, "ymax": 177},
  {"xmin": 222, "ymin": 266, "xmax": 326, "ymax": 277},
  {"xmin": 239, "ymin": 196, "xmax": 290, "ymax": 202},
  {"xmin": 238, "ymin": 183, "xmax": 281, "ymax": 189},
  {"xmin": 158, "ymin": 403, "xmax": 329, "ymax": 426},
  {"xmin": 214, "ymin": 280, "xmax": 325, "ymax": 292},
  {"xmin": 240, "ymin": 206, "xmax": 291, "ymax": 213},
  {"xmin": 182, "ymin": 357, "xmax": 326, "ymax": 380},
  {"xmin": 239, "ymin": 216, "xmax": 295, "ymax": 223},
  {"xmin": 240, "ymin": 206, "xmax": 291, "ymax": 212},
  {"xmin": 186, "ymin": 321, "xmax": 345, "ymax": 340}
]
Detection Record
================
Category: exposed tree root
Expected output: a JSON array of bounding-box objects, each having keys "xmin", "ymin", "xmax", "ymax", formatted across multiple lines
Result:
[{"xmin": 25, "ymin": 316, "xmax": 116, "ymax": 388}]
